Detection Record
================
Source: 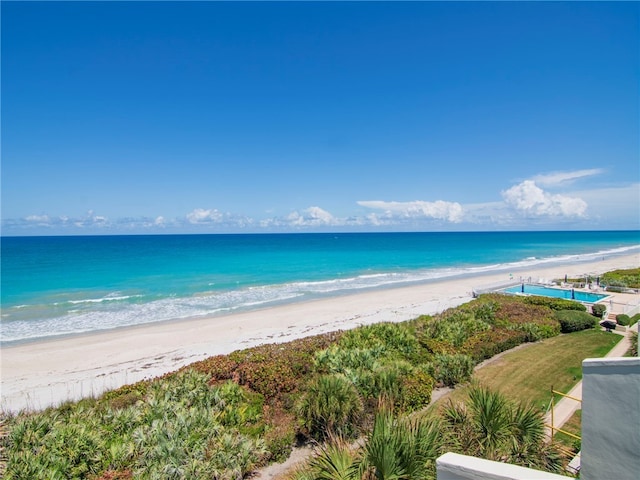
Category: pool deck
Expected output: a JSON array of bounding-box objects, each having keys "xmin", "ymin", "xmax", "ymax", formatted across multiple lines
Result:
[
  {"xmin": 473, "ymin": 280, "xmax": 640, "ymax": 318},
  {"xmin": 604, "ymin": 290, "xmax": 640, "ymax": 317}
]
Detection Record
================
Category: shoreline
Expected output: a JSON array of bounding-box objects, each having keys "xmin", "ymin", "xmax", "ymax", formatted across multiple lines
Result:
[{"xmin": 2, "ymin": 253, "xmax": 639, "ymax": 413}]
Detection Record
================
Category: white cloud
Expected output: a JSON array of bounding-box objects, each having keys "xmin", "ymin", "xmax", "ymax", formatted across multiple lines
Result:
[
  {"xmin": 532, "ymin": 169, "xmax": 604, "ymax": 187},
  {"xmin": 186, "ymin": 208, "xmax": 223, "ymax": 224},
  {"xmin": 75, "ymin": 210, "xmax": 109, "ymax": 227},
  {"xmin": 286, "ymin": 206, "xmax": 337, "ymax": 226},
  {"xmin": 5, "ymin": 177, "xmax": 637, "ymax": 234},
  {"xmin": 261, "ymin": 206, "xmax": 368, "ymax": 229},
  {"xmin": 25, "ymin": 214, "xmax": 52, "ymax": 225},
  {"xmin": 502, "ymin": 180, "xmax": 587, "ymax": 217},
  {"xmin": 357, "ymin": 200, "xmax": 464, "ymax": 223}
]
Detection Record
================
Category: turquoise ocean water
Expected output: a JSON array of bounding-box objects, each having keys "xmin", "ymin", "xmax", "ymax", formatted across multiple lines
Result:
[{"xmin": 1, "ymin": 231, "xmax": 639, "ymax": 345}]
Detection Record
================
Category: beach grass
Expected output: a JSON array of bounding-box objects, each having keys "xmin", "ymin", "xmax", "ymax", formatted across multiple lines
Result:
[{"xmin": 431, "ymin": 329, "xmax": 622, "ymax": 411}]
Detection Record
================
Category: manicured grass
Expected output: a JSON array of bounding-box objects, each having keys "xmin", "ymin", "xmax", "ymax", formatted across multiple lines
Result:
[{"xmin": 433, "ymin": 329, "xmax": 622, "ymax": 412}]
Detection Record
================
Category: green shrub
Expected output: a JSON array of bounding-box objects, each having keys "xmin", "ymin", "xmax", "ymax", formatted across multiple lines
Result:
[
  {"xmin": 462, "ymin": 328, "xmax": 528, "ymax": 363},
  {"xmin": 510, "ymin": 322, "xmax": 545, "ymax": 342},
  {"xmin": 591, "ymin": 303, "xmax": 607, "ymax": 318},
  {"xmin": 422, "ymin": 313, "xmax": 491, "ymax": 348},
  {"xmin": 616, "ymin": 314, "xmax": 631, "ymax": 326},
  {"xmin": 492, "ymin": 297, "xmax": 561, "ymax": 333},
  {"xmin": 472, "ymin": 301, "xmax": 498, "ymax": 324},
  {"xmin": 227, "ymin": 335, "xmax": 339, "ymax": 399},
  {"xmin": 602, "ymin": 268, "xmax": 640, "ymax": 289},
  {"xmin": 358, "ymin": 362, "xmax": 408, "ymax": 400},
  {"xmin": 314, "ymin": 345, "xmax": 381, "ymax": 375},
  {"xmin": 5, "ymin": 370, "xmax": 273, "ymax": 480},
  {"xmin": 524, "ymin": 295, "xmax": 587, "ymax": 312},
  {"xmin": 296, "ymin": 374, "xmax": 363, "ymax": 440},
  {"xmin": 418, "ymin": 337, "xmax": 457, "ymax": 356},
  {"xmin": 432, "ymin": 353, "xmax": 474, "ymax": 387},
  {"xmin": 338, "ymin": 322, "xmax": 421, "ymax": 359},
  {"xmin": 236, "ymin": 359, "xmax": 298, "ymax": 398},
  {"xmin": 400, "ymin": 368, "xmax": 435, "ymax": 411},
  {"xmin": 554, "ymin": 310, "xmax": 597, "ymax": 333}
]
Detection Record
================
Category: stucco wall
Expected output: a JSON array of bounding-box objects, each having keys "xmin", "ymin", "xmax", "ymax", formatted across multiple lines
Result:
[
  {"xmin": 435, "ymin": 452, "xmax": 571, "ymax": 480},
  {"xmin": 581, "ymin": 357, "xmax": 640, "ymax": 480}
]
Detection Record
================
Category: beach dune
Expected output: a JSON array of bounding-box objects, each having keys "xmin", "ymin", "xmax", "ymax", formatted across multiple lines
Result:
[{"xmin": 2, "ymin": 253, "xmax": 638, "ymax": 413}]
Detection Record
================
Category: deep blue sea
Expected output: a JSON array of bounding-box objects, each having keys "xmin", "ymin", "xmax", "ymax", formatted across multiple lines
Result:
[{"xmin": 2, "ymin": 231, "xmax": 639, "ymax": 345}]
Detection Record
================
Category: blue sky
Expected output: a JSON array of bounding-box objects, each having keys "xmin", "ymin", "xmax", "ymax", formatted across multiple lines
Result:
[{"xmin": 2, "ymin": 1, "xmax": 639, "ymax": 235}]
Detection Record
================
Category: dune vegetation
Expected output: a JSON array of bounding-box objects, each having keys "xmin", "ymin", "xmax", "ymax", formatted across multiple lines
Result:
[
  {"xmin": 601, "ymin": 267, "xmax": 640, "ymax": 289},
  {"xmin": 1, "ymin": 291, "xmax": 607, "ymax": 479}
]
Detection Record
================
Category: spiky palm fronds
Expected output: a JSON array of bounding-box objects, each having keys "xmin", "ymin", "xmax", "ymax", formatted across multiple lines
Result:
[
  {"xmin": 360, "ymin": 408, "xmax": 444, "ymax": 480},
  {"xmin": 444, "ymin": 384, "xmax": 563, "ymax": 472},
  {"xmin": 303, "ymin": 437, "xmax": 360, "ymax": 480},
  {"xmin": 467, "ymin": 385, "xmax": 511, "ymax": 460},
  {"xmin": 297, "ymin": 374, "xmax": 364, "ymax": 440}
]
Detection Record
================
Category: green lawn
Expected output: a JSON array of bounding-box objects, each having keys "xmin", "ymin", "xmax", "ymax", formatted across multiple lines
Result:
[
  {"xmin": 553, "ymin": 409, "xmax": 582, "ymax": 451},
  {"xmin": 432, "ymin": 329, "xmax": 622, "ymax": 412}
]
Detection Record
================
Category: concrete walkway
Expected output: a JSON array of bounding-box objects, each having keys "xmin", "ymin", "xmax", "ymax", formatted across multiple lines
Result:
[{"xmin": 543, "ymin": 322, "xmax": 637, "ymax": 438}]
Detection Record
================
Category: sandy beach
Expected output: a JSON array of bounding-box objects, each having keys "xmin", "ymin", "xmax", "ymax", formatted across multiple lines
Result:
[{"xmin": 2, "ymin": 253, "xmax": 639, "ymax": 413}]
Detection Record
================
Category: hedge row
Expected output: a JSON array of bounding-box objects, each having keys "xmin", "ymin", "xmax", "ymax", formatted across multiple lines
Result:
[
  {"xmin": 616, "ymin": 313, "xmax": 640, "ymax": 327},
  {"xmin": 554, "ymin": 310, "xmax": 598, "ymax": 333}
]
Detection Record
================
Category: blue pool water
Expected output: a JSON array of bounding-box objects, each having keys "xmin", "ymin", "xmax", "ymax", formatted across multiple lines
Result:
[{"xmin": 501, "ymin": 284, "xmax": 611, "ymax": 303}]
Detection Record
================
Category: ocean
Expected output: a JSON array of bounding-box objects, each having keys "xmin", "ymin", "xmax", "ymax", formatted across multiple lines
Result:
[{"xmin": 1, "ymin": 231, "xmax": 639, "ymax": 345}]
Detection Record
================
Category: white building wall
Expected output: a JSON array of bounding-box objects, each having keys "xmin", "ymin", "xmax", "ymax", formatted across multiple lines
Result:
[
  {"xmin": 581, "ymin": 357, "xmax": 640, "ymax": 480},
  {"xmin": 435, "ymin": 452, "xmax": 571, "ymax": 480}
]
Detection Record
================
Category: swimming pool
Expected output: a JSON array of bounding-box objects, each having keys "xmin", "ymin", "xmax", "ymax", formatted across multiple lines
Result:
[{"xmin": 501, "ymin": 284, "xmax": 610, "ymax": 303}]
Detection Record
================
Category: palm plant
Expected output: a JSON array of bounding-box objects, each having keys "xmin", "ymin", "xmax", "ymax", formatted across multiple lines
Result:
[
  {"xmin": 443, "ymin": 384, "xmax": 562, "ymax": 472},
  {"xmin": 297, "ymin": 374, "xmax": 364, "ymax": 440},
  {"xmin": 206, "ymin": 432, "xmax": 267, "ymax": 479},
  {"xmin": 360, "ymin": 408, "xmax": 444, "ymax": 480},
  {"xmin": 467, "ymin": 385, "xmax": 511, "ymax": 459},
  {"xmin": 301, "ymin": 437, "xmax": 360, "ymax": 480}
]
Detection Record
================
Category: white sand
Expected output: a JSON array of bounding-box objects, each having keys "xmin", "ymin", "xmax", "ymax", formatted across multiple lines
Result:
[{"xmin": 2, "ymin": 253, "xmax": 639, "ymax": 413}]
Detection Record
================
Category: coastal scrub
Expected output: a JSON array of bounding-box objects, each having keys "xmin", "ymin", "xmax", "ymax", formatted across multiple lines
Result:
[{"xmin": 3, "ymin": 293, "xmax": 594, "ymax": 478}]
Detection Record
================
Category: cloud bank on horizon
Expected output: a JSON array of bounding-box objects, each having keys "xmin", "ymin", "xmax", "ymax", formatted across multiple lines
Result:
[{"xmin": 5, "ymin": 169, "xmax": 638, "ymax": 234}]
